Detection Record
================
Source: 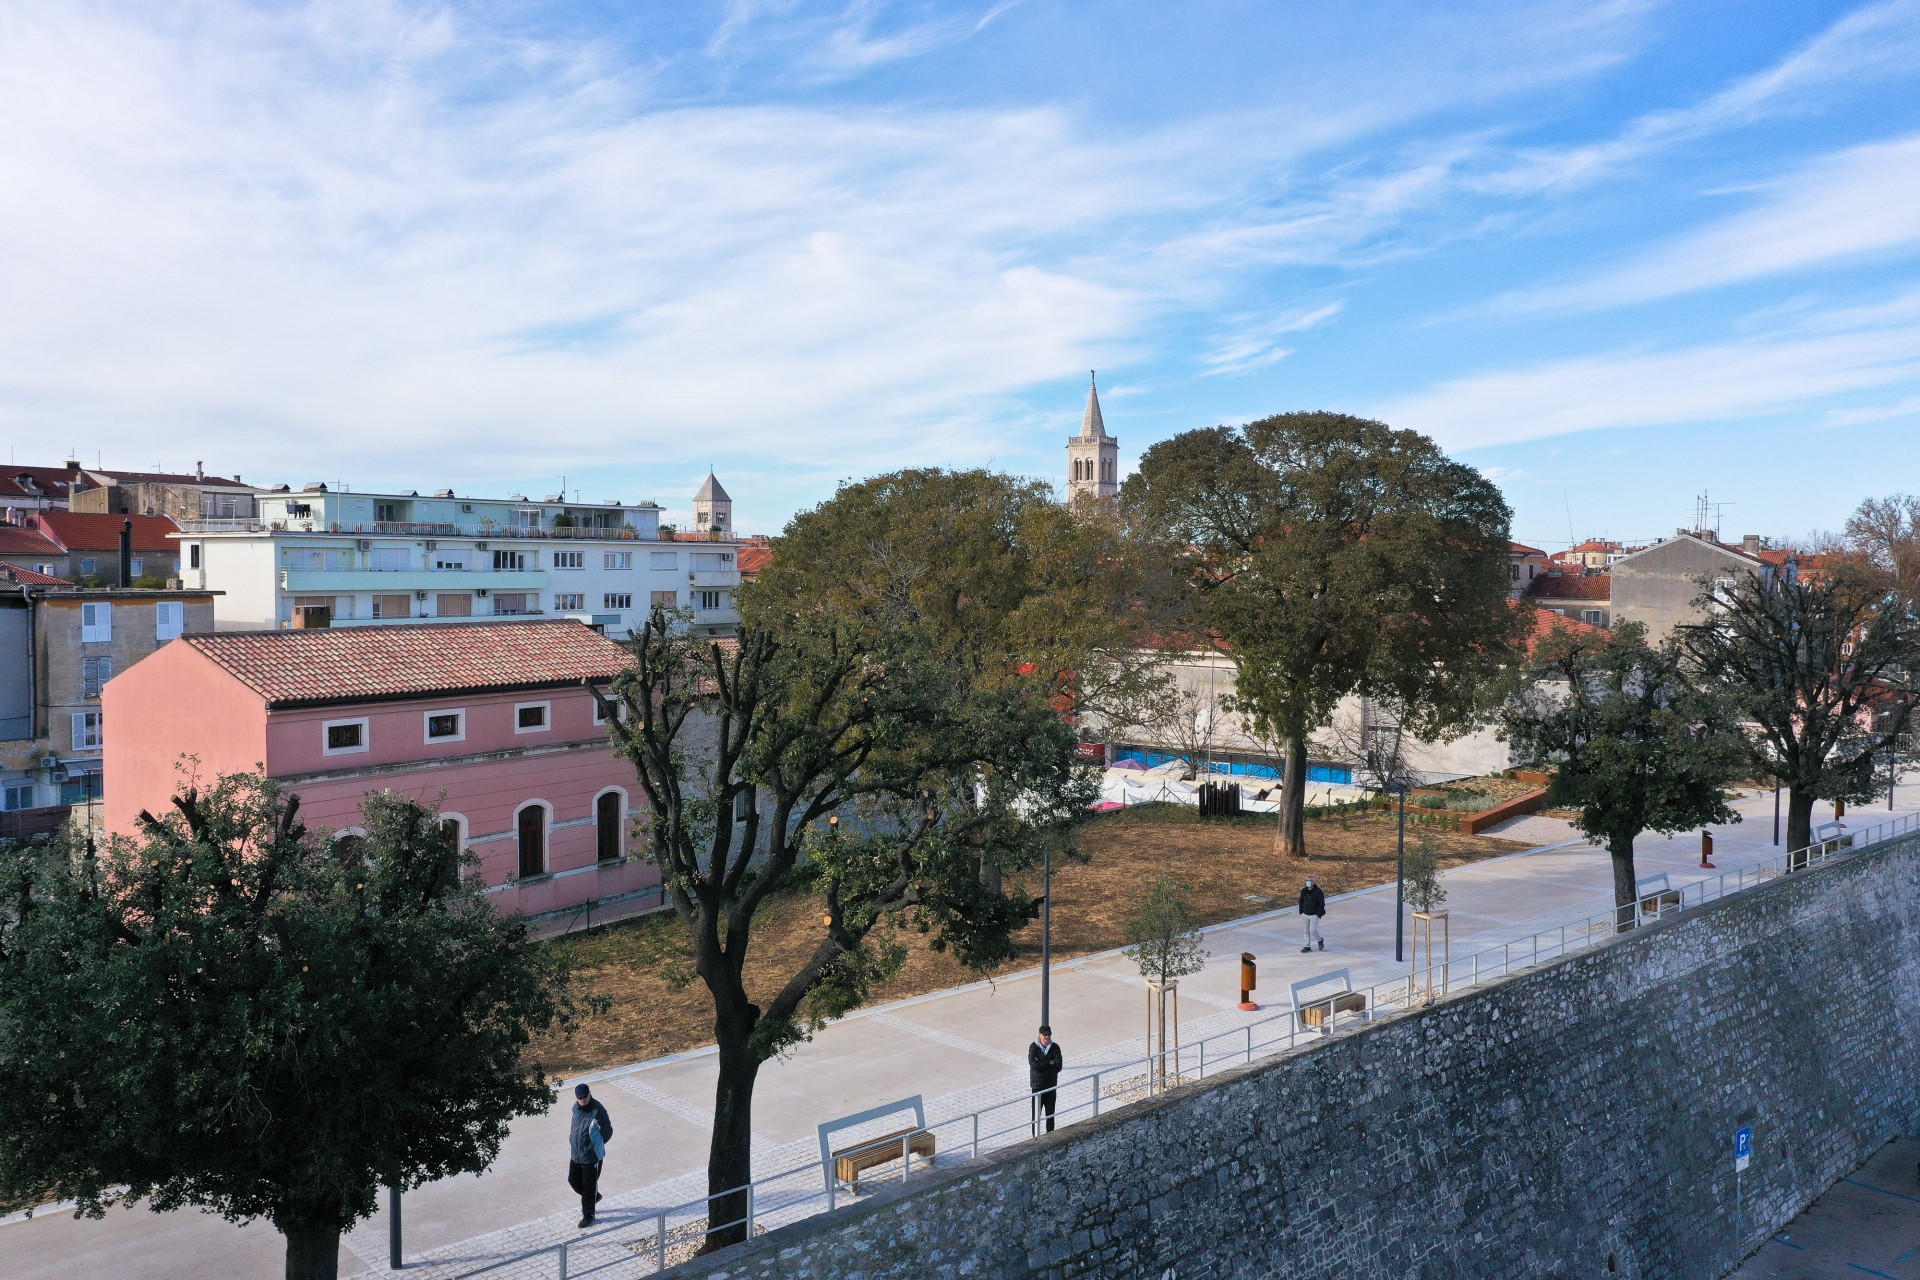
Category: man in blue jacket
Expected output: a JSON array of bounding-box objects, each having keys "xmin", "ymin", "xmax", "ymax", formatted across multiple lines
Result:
[{"xmin": 568, "ymin": 1083, "xmax": 614, "ymax": 1228}]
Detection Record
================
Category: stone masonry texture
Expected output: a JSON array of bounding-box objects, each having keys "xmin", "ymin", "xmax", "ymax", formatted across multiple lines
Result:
[{"xmin": 670, "ymin": 836, "xmax": 1920, "ymax": 1280}]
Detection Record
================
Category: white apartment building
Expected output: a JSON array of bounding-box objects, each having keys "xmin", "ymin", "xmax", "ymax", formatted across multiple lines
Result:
[{"xmin": 176, "ymin": 484, "xmax": 741, "ymax": 638}]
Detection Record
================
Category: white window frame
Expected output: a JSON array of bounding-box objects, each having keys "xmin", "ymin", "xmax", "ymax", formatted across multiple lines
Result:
[
  {"xmin": 514, "ymin": 700, "xmax": 551, "ymax": 734},
  {"xmin": 593, "ymin": 786, "xmax": 629, "ymax": 861},
  {"xmin": 81, "ymin": 601, "xmax": 112, "ymax": 642},
  {"xmin": 439, "ymin": 812, "xmax": 468, "ymax": 850},
  {"xmin": 129, "ymin": 557, "xmax": 144, "ymax": 578},
  {"xmin": 322, "ymin": 716, "xmax": 371, "ymax": 756},
  {"xmin": 553, "ymin": 592, "xmax": 585, "ymax": 612},
  {"xmin": 423, "ymin": 708, "xmax": 466, "ymax": 744},
  {"xmin": 71, "ymin": 711, "xmax": 103, "ymax": 751},
  {"xmin": 553, "ymin": 550, "xmax": 584, "ymax": 570},
  {"xmin": 3, "ymin": 782, "xmax": 35, "ymax": 812},
  {"xmin": 155, "ymin": 600, "xmax": 184, "ymax": 641},
  {"xmin": 604, "ymin": 551, "xmax": 632, "ymax": 570},
  {"xmin": 592, "ymin": 695, "xmax": 624, "ymax": 726},
  {"xmin": 603, "ymin": 592, "xmax": 633, "ymax": 610}
]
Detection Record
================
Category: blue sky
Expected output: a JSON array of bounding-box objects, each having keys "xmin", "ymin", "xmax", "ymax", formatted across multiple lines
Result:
[{"xmin": 4, "ymin": 1, "xmax": 1919, "ymax": 547}]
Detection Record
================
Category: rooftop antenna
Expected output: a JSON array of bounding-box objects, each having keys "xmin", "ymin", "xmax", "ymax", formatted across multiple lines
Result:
[{"xmin": 1562, "ymin": 487, "xmax": 1575, "ymax": 548}]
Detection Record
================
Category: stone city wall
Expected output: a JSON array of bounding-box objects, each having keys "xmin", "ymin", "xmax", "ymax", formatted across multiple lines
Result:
[{"xmin": 673, "ymin": 834, "xmax": 1920, "ymax": 1280}]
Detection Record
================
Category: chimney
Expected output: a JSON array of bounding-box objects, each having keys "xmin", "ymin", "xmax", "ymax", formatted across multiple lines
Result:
[
  {"xmin": 1740, "ymin": 534, "xmax": 1762, "ymax": 555},
  {"xmin": 195, "ymin": 460, "xmax": 204, "ymax": 482},
  {"xmin": 119, "ymin": 518, "xmax": 133, "ymax": 585}
]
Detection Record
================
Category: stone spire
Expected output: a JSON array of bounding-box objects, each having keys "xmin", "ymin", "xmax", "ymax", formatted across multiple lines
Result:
[
  {"xmin": 1079, "ymin": 371, "xmax": 1109, "ymax": 440},
  {"xmin": 1066, "ymin": 371, "xmax": 1119, "ymax": 504}
]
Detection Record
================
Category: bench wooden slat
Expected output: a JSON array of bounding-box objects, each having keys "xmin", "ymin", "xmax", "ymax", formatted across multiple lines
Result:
[
  {"xmin": 833, "ymin": 1127, "xmax": 936, "ymax": 1187},
  {"xmin": 1297, "ymin": 991, "xmax": 1366, "ymax": 1028}
]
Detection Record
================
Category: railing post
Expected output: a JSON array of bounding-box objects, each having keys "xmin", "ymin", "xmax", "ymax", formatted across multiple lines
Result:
[
  {"xmin": 558, "ymin": 1240, "xmax": 569, "ymax": 1280},
  {"xmin": 1247, "ymin": 1025, "xmax": 1253, "ymax": 1062},
  {"xmin": 1199, "ymin": 1039, "xmax": 1206, "ymax": 1079},
  {"xmin": 972, "ymin": 1110, "xmax": 980, "ymax": 1158},
  {"xmin": 901, "ymin": 1132, "xmax": 911, "ymax": 1184},
  {"xmin": 745, "ymin": 1181, "xmax": 755, "ymax": 1238},
  {"xmin": 656, "ymin": 1210, "xmax": 668, "ymax": 1272},
  {"xmin": 1093, "ymin": 1071, "xmax": 1102, "ymax": 1117}
]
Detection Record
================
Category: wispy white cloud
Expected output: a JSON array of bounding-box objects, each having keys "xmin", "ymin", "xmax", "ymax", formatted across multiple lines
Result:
[
  {"xmin": 1199, "ymin": 302, "xmax": 1344, "ymax": 376},
  {"xmin": 1488, "ymin": 133, "xmax": 1920, "ymax": 313},
  {"xmin": 1377, "ymin": 295, "xmax": 1920, "ymax": 449},
  {"xmin": 1820, "ymin": 393, "xmax": 1920, "ymax": 428}
]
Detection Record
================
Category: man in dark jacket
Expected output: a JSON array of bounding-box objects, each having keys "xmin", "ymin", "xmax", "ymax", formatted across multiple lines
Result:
[
  {"xmin": 1298, "ymin": 878, "xmax": 1327, "ymax": 952},
  {"xmin": 568, "ymin": 1083, "xmax": 614, "ymax": 1228},
  {"xmin": 1028, "ymin": 1024, "xmax": 1064, "ymax": 1134}
]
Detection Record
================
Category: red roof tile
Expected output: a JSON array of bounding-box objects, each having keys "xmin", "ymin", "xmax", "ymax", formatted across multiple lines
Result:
[
  {"xmin": 1527, "ymin": 572, "xmax": 1611, "ymax": 601},
  {"xmin": 30, "ymin": 511, "xmax": 182, "ymax": 552},
  {"xmin": 0, "ymin": 564, "xmax": 72, "ymax": 585},
  {"xmin": 737, "ymin": 544, "xmax": 774, "ymax": 575},
  {"xmin": 0, "ymin": 465, "xmax": 82, "ymax": 502},
  {"xmin": 1523, "ymin": 605, "xmax": 1606, "ymax": 653},
  {"xmin": 91, "ymin": 468, "xmax": 249, "ymax": 488},
  {"xmin": 183, "ymin": 620, "xmax": 635, "ymax": 709},
  {"xmin": 1509, "ymin": 541, "xmax": 1546, "ymax": 556},
  {"xmin": 0, "ymin": 526, "xmax": 64, "ymax": 557}
]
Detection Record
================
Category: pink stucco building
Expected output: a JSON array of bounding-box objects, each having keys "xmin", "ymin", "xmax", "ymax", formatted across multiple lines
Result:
[{"xmin": 103, "ymin": 620, "xmax": 658, "ymax": 930}]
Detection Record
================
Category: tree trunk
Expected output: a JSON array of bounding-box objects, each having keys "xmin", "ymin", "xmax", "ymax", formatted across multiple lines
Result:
[
  {"xmin": 1786, "ymin": 788, "xmax": 1817, "ymax": 869},
  {"xmin": 1274, "ymin": 728, "xmax": 1308, "ymax": 858},
  {"xmin": 702, "ymin": 1007, "xmax": 762, "ymax": 1253},
  {"xmin": 1608, "ymin": 833, "xmax": 1637, "ymax": 933},
  {"xmin": 281, "ymin": 1221, "xmax": 340, "ymax": 1280}
]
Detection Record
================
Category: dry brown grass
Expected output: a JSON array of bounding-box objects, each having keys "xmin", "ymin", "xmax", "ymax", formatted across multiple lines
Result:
[{"xmin": 531, "ymin": 804, "xmax": 1525, "ymax": 1076}]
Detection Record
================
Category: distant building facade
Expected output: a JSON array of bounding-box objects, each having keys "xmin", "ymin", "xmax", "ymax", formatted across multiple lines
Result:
[
  {"xmin": 68, "ymin": 465, "xmax": 257, "ymax": 522},
  {"xmin": 178, "ymin": 481, "xmax": 741, "ymax": 639},
  {"xmin": 1610, "ymin": 531, "xmax": 1774, "ymax": 643},
  {"xmin": 15, "ymin": 513, "xmax": 184, "ymax": 587},
  {"xmin": 1066, "ymin": 373, "xmax": 1119, "ymax": 505},
  {"xmin": 101, "ymin": 620, "xmax": 658, "ymax": 932},
  {"xmin": 1509, "ymin": 542, "xmax": 1550, "ymax": 597},
  {"xmin": 1526, "ymin": 571, "xmax": 1611, "ymax": 628},
  {"xmin": 1, "ymin": 578, "xmax": 217, "ymax": 834}
]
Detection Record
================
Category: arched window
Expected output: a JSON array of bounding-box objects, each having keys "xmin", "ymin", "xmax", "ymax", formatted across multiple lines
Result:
[
  {"xmin": 596, "ymin": 791, "xmax": 624, "ymax": 862},
  {"xmin": 517, "ymin": 804, "xmax": 547, "ymax": 878}
]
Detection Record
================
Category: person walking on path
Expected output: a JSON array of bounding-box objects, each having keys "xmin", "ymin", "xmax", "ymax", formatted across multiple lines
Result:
[
  {"xmin": 568, "ymin": 1083, "xmax": 614, "ymax": 1228},
  {"xmin": 1028, "ymin": 1025, "xmax": 1064, "ymax": 1135},
  {"xmin": 1298, "ymin": 878, "xmax": 1327, "ymax": 953}
]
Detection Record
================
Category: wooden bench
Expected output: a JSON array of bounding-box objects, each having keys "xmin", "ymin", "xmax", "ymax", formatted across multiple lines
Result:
[
  {"xmin": 833, "ymin": 1128, "xmax": 935, "ymax": 1190},
  {"xmin": 1297, "ymin": 992, "xmax": 1366, "ymax": 1028},
  {"xmin": 1638, "ymin": 889, "xmax": 1681, "ymax": 916}
]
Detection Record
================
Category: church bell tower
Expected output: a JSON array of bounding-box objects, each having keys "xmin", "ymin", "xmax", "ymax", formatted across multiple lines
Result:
[{"xmin": 1065, "ymin": 372, "xmax": 1118, "ymax": 504}]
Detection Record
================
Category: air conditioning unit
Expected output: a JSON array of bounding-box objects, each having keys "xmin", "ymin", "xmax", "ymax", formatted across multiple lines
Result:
[
  {"xmin": 357, "ymin": 539, "xmax": 371, "ymax": 551},
  {"xmin": 477, "ymin": 588, "xmax": 489, "ymax": 598},
  {"xmin": 474, "ymin": 541, "xmax": 488, "ymax": 551},
  {"xmin": 461, "ymin": 503, "xmax": 474, "ymax": 513},
  {"xmin": 424, "ymin": 540, "xmax": 436, "ymax": 551},
  {"xmin": 415, "ymin": 591, "xmax": 428, "ymax": 600},
  {"xmin": 39, "ymin": 754, "xmax": 60, "ymax": 771}
]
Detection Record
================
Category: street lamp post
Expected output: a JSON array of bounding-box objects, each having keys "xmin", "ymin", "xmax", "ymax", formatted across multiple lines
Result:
[
  {"xmin": 1772, "ymin": 784, "xmax": 1780, "ymax": 846},
  {"xmin": 1394, "ymin": 787, "xmax": 1408, "ymax": 963},
  {"xmin": 1040, "ymin": 842, "xmax": 1052, "ymax": 1030}
]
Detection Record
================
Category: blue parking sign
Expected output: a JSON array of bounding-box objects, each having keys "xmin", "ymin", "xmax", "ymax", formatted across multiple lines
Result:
[{"xmin": 1734, "ymin": 1126, "xmax": 1752, "ymax": 1172}]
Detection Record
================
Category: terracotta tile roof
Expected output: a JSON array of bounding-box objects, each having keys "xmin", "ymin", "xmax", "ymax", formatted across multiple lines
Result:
[
  {"xmin": 1523, "ymin": 604, "xmax": 1606, "ymax": 653},
  {"xmin": 30, "ymin": 511, "xmax": 182, "ymax": 552},
  {"xmin": 182, "ymin": 620, "xmax": 635, "ymax": 709},
  {"xmin": 0, "ymin": 564, "xmax": 72, "ymax": 585},
  {"xmin": 1527, "ymin": 572, "xmax": 1611, "ymax": 601},
  {"xmin": 737, "ymin": 543, "xmax": 774, "ymax": 575},
  {"xmin": 0, "ymin": 465, "xmax": 82, "ymax": 501},
  {"xmin": 1509, "ymin": 541, "xmax": 1546, "ymax": 556},
  {"xmin": 0, "ymin": 526, "xmax": 64, "ymax": 557}
]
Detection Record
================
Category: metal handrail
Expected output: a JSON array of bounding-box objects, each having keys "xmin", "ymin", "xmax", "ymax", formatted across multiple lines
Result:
[{"xmin": 448, "ymin": 809, "xmax": 1920, "ymax": 1278}]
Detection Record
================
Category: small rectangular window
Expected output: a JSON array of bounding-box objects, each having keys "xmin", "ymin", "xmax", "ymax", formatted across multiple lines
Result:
[
  {"xmin": 649, "ymin": 552, "xmax": 678, "ymax": 570},
  {"xmin": 650, "ymin": 590, "xmax": 678, "ymax": 609},
  {"xmin": 371, "ymin": 594, "xmax": 411, "ymax": 619},
  {"xmin": 425, "ymin": 711, "xmax": 465, "ymax": 742},
  {"xmin": 434, "ymin": 552, "xmax": 469, "ymax": 570},
  {"xmin": 603, "ymin": 592, "xmax": 633, "ymax": 610},
  {"xmin": 553, "ymin": 551, "xmax": 584, "ymax": 570},
  {"xmin": 79, "ymin": 557, "xmax": 98, "ymax": 575},
  {"xmin": 82, "ymin": 656, "xmax": 113, "ymax": 698},
  {"xmin": 493, "ymin": 549, "xmax": 527, "ymax": 572},
  {"xmin": 604, "ymin": 551, "xmax": 632, "ymax": 570},
  {"xmin": 155, "ymin": 600, "xmax": 184, "ymax": 641},
  {"xmin": 698, "ymin": 590, "xmax": 723, "ymax": 610},
  {"xmin": 72, "ymin": 711, "xmax": 104, "ymax": 751},
  {"xmin": 129, "ymin": 557, "xmax": 144, "ymax": 578},
  {"xmin": 81, "ymin": 601, "xmax": 112, "ymax": 642},
  {"xmin": 515, "ymin": 702, "xmax": 550, "ymax": 733},
  {"xmin": 554, "ymin": 592, "xmax": 585, "ymax": 611},
  {"xmin": 323, "ymin": 718, "xmax": 369, "ymax": 755},
  {"xmin": 2, "ymin": 783, "xmax": 33, "ymax": 812}
]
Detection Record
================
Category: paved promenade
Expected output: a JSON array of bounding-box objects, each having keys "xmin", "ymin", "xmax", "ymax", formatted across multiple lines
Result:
[{"xmin": 3, "ymin": 781, "xmax": 1914, "ymax": 1279}]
